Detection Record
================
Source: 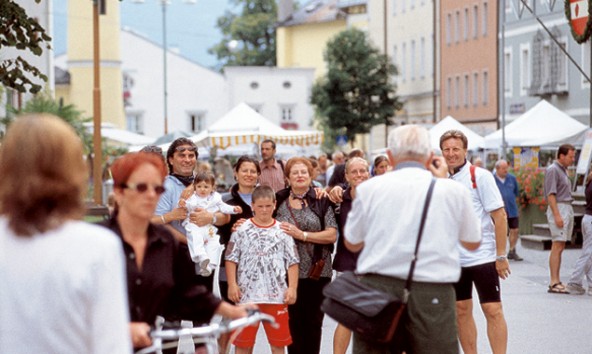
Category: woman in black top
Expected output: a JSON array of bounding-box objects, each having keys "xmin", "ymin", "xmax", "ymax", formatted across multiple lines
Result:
[
  {"xmin": 217, "ymin": 156, "xmax": 262, "ymax": 300},
  {"xmin": 105, "ymin": 152, "xmax": 248, "ymax": 351}
]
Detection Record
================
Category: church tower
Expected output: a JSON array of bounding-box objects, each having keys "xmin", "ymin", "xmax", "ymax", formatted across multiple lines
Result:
[{"xmin": 66, "ymin": 0, "xmax": 124, "ymax": 128}]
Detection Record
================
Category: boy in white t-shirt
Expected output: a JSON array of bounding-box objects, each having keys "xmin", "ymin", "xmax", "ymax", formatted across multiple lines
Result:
[
  {"xmin": 182, "ymin": 171, "xmax": 242, "ymax": 276},
  {"xmin": 225, "ymin": 185, "xmax": 299, "ymax": 354}
]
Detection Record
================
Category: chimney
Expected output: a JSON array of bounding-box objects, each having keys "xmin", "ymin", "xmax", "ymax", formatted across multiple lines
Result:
[{"xmin": 278, "ymin": 0, "xmax": 294, "ymax": 23}]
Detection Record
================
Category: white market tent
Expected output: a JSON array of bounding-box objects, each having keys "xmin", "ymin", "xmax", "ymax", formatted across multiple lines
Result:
[
  {"xmin": 429, "ymin": 116, "xmax": 485, "ymax": 151},
  {"xmin": 85, "ymin": 123, "xmax": 155, "ymax": 147},
  {"xmin": 484, "ymin": 100, "xmax": 588, "ymax": 149},
  {"xmin": 154, "ymin": 103, "xmax": 323, "ymax": 157},
  {"xmin": 195, "ymin": 102, "xmax": 323, "ymax": 149}
]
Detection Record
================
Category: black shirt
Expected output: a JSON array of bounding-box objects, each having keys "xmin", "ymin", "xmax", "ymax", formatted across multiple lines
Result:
[
  {"xmin": 102, "ymin": 217, "xmax": 221, "ymax": 325},
  {"xmin": 332, "ymin": 187, "xmax": 360, "ymax": 272}
]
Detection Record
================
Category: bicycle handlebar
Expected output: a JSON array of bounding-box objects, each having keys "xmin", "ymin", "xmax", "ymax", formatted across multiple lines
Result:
[{"xmin": 135, "ymin": 310, "xmax": 276, "ymax": 354}]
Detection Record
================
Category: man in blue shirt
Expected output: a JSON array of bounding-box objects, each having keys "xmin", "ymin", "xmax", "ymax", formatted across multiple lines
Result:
[{"xmin": 494, "ymin": 159, "xmax": 523, "ymax": 261}]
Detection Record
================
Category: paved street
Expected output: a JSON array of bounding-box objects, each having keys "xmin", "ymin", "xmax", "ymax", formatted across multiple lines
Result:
[{"xmin": 245, "ymin": 242, "xmax": 592, "ymax": 354}]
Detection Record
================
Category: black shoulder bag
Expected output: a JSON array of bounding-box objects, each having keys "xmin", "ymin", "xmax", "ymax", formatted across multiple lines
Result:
[{"xmin": 321, "ymin": 178, "xmax": 436, "ymax": 343}]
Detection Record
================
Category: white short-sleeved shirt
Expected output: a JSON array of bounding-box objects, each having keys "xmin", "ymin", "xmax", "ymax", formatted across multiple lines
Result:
[
  {"xmin": 345, "ymin": 163, "xmax": 481, "ymax": 283},
  {"xmin": 225, "ymin": 219, "xmax": 299, "ymax": 304},
  {"xmin": 450, "ymin": 162, "xmax": 505, "ymax": 267},
  {"xmin": 0, "ymin": 218, "xmax": 131, "ymax": 354}
]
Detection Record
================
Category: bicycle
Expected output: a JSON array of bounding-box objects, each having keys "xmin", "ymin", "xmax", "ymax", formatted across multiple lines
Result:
[{"xmin": 135, "ymin": 310, "xmax": 277, "ymax": 354}]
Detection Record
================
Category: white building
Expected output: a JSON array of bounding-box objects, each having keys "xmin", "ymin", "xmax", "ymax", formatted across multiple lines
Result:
[
  {"xmin": 119, "ymin": 29, "xmax": 229, "ymax": 138},
  {"xmin": 224, "ymin": 66, "xmax": 316, "ymax": 131}
]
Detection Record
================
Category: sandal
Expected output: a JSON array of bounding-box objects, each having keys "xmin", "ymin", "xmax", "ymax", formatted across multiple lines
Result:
[{"xmin": 548, "ymin": 282, "xmax": 569, "ymax": 294}]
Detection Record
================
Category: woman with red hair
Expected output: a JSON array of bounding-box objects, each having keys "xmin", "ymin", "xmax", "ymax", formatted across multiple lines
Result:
[{"xmin": 105, "ymin": 152, "xmax": 250, "ymax": 351}]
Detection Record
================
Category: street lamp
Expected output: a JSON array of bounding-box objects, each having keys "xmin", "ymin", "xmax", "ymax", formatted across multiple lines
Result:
[{"xmin": 132, "ymin": 0, "xmax": 196, "ymax": 134}]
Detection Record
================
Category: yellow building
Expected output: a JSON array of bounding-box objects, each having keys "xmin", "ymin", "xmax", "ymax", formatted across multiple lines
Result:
[
  {"xmin": 277, "ymin": 0, "xmax": 376, "ymax": 151},
  {"xmin": 276, "ymin": 0, "xmax": 348, "ymax": 79},
  {"xmin": 55, "ymin": 0, "xmax": 124, "ymax": 128}
]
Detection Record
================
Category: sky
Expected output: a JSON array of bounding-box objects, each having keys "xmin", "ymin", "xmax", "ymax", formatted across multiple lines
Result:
[{"xmin": 52, "ymin": 0, "xmax": 233, "ymax": 69}]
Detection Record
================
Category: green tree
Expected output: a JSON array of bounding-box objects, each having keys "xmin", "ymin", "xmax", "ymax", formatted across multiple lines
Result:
[
  {"xmin": 311, "ymin": 28, "xmax": 402, "ymax": 149},
  {"xmin": 5, "ymin": 92, "xmax": 92, "ymax": 153},
  {"xmin": 0, "ymin": 0, "xmax": 52, "ymax": 94},
  {"xmin": 209, "ymin": 0, "xmax": 277, "ymax": 68}
]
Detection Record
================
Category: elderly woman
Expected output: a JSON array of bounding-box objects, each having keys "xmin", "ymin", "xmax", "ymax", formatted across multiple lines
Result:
[
  {"xmin": 274, "ymin": 157, "xmax": 338, "ymax": 354},
  {"xmin": 331, "ymin": 157, "xmax": 370, "ymax": 354},
  {"xmin": 105, "ymin": 152, "xmax": 249, "ymax": 351},
  {"xmin": 0, "ymin": 114, "xmax": 131, "ymax": 353}
]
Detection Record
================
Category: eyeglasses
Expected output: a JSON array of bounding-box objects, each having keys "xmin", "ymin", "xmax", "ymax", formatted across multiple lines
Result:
[
  {"xmin": 175, "ymin": 146, "xmax": 197, "ymax": 153},
  {"xmin": 122, "ymin": 183, "xmax": 166, "ymax": 195}
]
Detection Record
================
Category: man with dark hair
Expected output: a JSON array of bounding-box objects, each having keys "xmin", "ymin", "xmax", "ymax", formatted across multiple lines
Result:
[
  {"xmin": 545, "ymin": 144, "xmax": 576, "ymax": 294},
  {"xmin": 155, "ymin": 138, "xmax": 229, "ymax": 290},
  {"xmin": 259, "ymin": 139, "xmax": 286, "ymax": 192}
]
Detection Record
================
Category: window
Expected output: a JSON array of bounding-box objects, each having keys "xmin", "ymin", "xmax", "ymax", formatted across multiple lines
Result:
[
  {"xmin": 530, "ymin": 28, "xmax": 568, "ymax": 95},
  {"xmin": 582, "ymin": 41, "xmax": 591, "ymax": 87},
  {"xmin": 482, "ymin": 2, "xmax": 488, "ymax": 36},
  {"xmin": 446, "ymin": 77, "xmax": 452, "ymax": 109},
  {"xmin": 455, "ymin": 11, "xmax": 460, "ymax": 43},
  {"xmin": 504, "ymin": 49, "xmax": 512, "ymax": 96},
  {"xmin": 464, "ymin": 8, "xmax": 469, "ymax": 40},
  {"xmin": 455, "ymin": 76, "xmax": 460, "ymax": 108},
  {"xmin": 557, "ymin": 39, "xmax": 568, "ymax": 91},
  {"xmin": 520, "ymin": 44, "xmax": 531, "ymax": 95},
  {"xmin": 473, "ymin": 72, "xmax": 479, "ymax": 106},
  {"xmin": 464, "ymin": 74, "xmax": 470, "ymax": 107},
  {"xmin": 402, "ymin": 42, "xmax": 407, "ymax": 81},
  {"xmin": 473, "ymin": 5, "xmax": 479, "ymax": 39},
  {"xmin": 483, "ymin": 71, "xmax": 489, "ymax": 105},
  {"xmin": 411, "ymin": 40, "xmax": 416, "ymax": 80},
  {"xmin": 126, "ymin": 112, "xmax": 144, "ymax": 134},
  {"xmin": 446, "ymin": 13, "xmax": 452, "ymax": 45},
  {"xmin": 280, "ymin": 105, "xmax": 294, "ymax": 122},
  {"xmin": 392, "ymin": 0, "xmax": 397, "ymax": 15},
  {"xmin": 420, "ymin": 37, "xmax": 426, "ymax": 79},
  {"xmin": 393, "ymin": 44, "xmax": 398, "ymax": 81},
  {"xmin": 401, "ymin": 0, "xmax": 406, "ymax": 13},
  {"xmin": 189, "ymin": 112, "xmax": 205, "ymax": 132}
]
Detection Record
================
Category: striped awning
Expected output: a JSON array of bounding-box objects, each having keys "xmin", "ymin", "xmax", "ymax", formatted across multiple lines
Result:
[{"xmin": 206, "ymin": 131, "xmax": 324, "ymax": 150}]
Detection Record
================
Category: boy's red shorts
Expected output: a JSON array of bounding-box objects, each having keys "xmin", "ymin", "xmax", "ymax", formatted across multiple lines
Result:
[{"xmin": 232, "ymin": 304, "xmax": 292, "ymax": 348}]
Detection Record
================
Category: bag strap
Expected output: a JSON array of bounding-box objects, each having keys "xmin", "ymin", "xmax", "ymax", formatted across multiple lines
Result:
[
  {"xmin": 402, "ymin": 178, "xmax": 436, "ymax": 303},
  {"xmin": 470, "ymin": 164, "xmax": 477, "ymax": 189}
]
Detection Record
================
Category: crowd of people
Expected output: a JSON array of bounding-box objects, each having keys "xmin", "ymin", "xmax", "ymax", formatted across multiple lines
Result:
[{"xmin": 2, "ymin": 113, "xmax": 592, "ymax": 354}]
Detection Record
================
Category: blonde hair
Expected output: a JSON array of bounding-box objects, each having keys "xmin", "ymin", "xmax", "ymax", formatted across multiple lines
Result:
[{"xmin": 0, "ymin": 114, "xmax": 88, "ymax": 236}]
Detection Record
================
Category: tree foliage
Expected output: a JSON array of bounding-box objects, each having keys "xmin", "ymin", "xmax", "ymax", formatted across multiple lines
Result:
[
  {"xmin": 311, "ymin": 28, "xmax": 402, "ymax": 148},
  {"xmin": 4, "ymin": 93, "xmax": 92, "ymax": 153},
  {"xmin": 208, "ymin": 0, "xmax": 277, "ymax": 69},
  {"xmin": 0, "ymin": 0, "xmax": 52, "ymax": 94}
]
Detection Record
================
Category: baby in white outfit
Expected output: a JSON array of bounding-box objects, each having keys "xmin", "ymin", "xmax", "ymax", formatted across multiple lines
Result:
[{"xmin": 182, "ymin": 172, "xmax": 241, "ymax": 276}]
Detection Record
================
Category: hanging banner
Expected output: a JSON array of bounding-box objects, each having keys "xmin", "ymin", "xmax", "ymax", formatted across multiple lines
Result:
[{"xmin": 565, "ymin": 0, "xmax": 592, "ymax": 43}]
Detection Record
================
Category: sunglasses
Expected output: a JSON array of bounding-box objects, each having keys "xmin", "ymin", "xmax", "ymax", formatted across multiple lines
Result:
[
  {"xmin": 175, "ymin": 146, "xmax": 197, "ymax": 153},
  {"xmin": 122, "ymin": 183, "xmax": 166, "ymax": 195}
]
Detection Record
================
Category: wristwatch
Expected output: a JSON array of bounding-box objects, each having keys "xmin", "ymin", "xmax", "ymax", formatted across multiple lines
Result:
[{"xmin": 496, "ymin": 255, "xmax": 507, "ymax": 262}]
